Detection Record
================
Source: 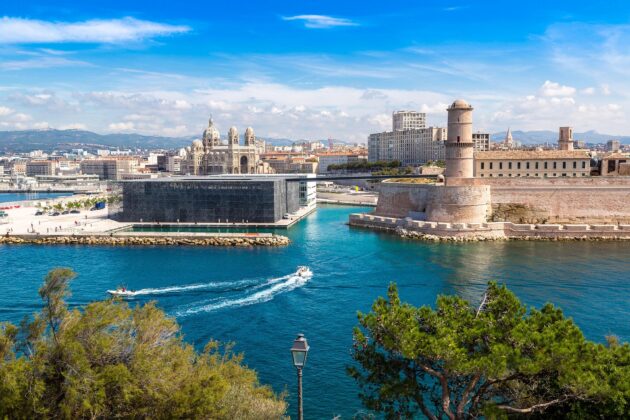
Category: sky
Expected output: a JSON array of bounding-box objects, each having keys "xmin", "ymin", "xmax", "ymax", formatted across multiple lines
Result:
[{"xmin": 1, "ymin": 0, "xmax": 630, "ymax": 142}]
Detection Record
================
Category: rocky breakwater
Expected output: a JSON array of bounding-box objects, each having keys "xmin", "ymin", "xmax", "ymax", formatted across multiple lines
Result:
[{"xmin": 0, "ymin": 234, "xmax": 290, "ymax": 247}]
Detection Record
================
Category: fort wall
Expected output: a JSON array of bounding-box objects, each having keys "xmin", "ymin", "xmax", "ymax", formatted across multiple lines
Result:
[{"xmin": 374, "ymin": 177, "xmax": 630, "ymax": 226}]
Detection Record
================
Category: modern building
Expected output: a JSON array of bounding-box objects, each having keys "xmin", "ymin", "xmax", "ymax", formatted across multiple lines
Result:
[
  {"xmin": 80, "ymin": 158, "xmax": 138, "ymax": 180},
  {"xmin": 607, "ymin": 139, "xmax": 621, "ymax": 153},
  {"xmin": 157, "ymin": 154, "xmax": 182, "ymax": 173},
  {"xmin": 472, "ymin": 132, "xmax": 490, "ymax": 151},
  {"xmin": 392, "ymin": 110, "xmax": 426, "ymax": 131},
  {"xmin": 26, "ymin": 160, "xmax": 55, "ymax": 177},
  {"xmin": 181, "ymin": 118, "xmax": 269, "ymax": 175},
  {"xmin": 118, "ymin": 176, "xmax": 302, "ymax": 223}
]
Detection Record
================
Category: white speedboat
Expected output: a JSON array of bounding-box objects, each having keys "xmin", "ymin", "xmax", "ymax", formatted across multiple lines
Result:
[
  {"xmin": 296, "ymin": 266, "xmax": 313, "ymax": 278},
  {"xmin": 107, "ymin": 288, "xmax": 136, "ymax": 297}
]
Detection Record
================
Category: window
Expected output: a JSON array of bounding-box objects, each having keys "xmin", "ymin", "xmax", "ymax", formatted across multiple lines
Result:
[
  {"xmin": 582, "ymin": 161, "xmax": 586, "ymax": 169},
  {"xmin": 480, "ymin": 162, "xmax": 485, "ymax": 169},
  {"xmin": 489, "ymin": 162, "xmax": 493, "ymax": 169},
  {"xmin": 499, "ymin": 162, "xmax": 503, "ymax": 169},
  {"xmin": 553, "ymin": 162, "xmax": 557, "ymax": 169},
  {"xmin": 535, "ymin": 162, "xmax": 539, "ymax": 169},
  {"xmin": 573, "ymin": 161, "xmax": 577, "ymax": 169},
  {"xmin": 509, "ymin": 162, "xmax": 512, "ymax": 169},
  {"xmin": 562, "ymin": 162, "xmax": 567, "ymax": 169},
  {"xmin": 562, "ymin": 173, "xmax": 567, "ymax": 177},
  {"xmin": 526, "ymin": 162, "xmax": 530, "ymax": 169},
  {"xmin": 544, "ymin": 162, "xmax": 548, "ymax": 169},
  {"xmin": 517, "ymin": 162, "xmax": 521, "ymax": 169}
]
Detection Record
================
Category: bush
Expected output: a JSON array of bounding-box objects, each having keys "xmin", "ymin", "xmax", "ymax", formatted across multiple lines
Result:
[{"xmin": 0, "ymin": 268, "xmax": 286, "ymax": 419}]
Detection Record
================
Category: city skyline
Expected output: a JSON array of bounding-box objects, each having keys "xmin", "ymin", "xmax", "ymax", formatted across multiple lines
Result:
[{"xmin": 1, "ymin": 1, "xmax": 630, "ymax": 141}]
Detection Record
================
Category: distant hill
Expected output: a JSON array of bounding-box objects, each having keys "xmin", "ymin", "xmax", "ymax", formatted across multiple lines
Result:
[
  {"xmin": 491, "ymin": 130, "xmax": 630, "ymax": 145},
  {"xmin": 0, "ymin": 129, "xmax": 352, "ymax": 153},
  {"xmin": 0, "ymin": 129, "xmax": 195, "ymax": 153}
]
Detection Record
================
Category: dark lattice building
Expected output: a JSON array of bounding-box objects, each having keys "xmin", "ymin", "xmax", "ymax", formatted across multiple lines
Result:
[{"xmin": 118, "ymin": 176, "xmax": 300, "ymax": 223}]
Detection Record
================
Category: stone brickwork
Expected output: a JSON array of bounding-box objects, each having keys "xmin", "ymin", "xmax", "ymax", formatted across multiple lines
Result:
[{"xmin": 349, "ymin": 213, "xmax": 630, "ymax": 241}]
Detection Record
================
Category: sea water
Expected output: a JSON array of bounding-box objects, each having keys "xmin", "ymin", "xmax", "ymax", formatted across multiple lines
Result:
[{"xmin": 0, "ymin": 205, "xmax": 628, "ymax": 418}]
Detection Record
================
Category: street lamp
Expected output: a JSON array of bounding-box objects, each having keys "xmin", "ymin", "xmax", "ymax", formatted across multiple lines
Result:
[{"xmin": 290, "ymin": 333, "xmax": 310, "ymax": 420}]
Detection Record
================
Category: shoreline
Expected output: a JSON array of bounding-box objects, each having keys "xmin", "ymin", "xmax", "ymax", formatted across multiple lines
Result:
[
  {"xmin": 349, "ymin": 214, "xmax": 630, "ymax": 242},
  {"xmin": 0, "ymin": 233, "xmax": 290, "ymax": 247}
]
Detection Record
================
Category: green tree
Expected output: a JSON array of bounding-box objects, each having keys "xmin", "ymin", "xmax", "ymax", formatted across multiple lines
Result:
[
  {"xmin": 348, "ymin": 282, "xmax": 629, "ymax": 419},
  {"xmin": 0, "ymin": 268, "xmax": 287, "ymax": 419}
]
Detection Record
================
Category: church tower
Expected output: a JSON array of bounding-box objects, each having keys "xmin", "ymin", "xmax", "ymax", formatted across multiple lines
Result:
[
  {"xmin": 558, "ymin": 127, "xmax": 574, "ymax": 151},
  {"xmin": 505, "ymin": 127, "xmax": 514, "ymax": 148},
  {"xmin": 228, "ymin": 126, "xmax": 239, "ymax": 148},
  {"xmin": 244, "ymin": 127, "xmax": 255, "ymax": 146},
  {"xmin": 445, "ymin": 99, "xmax": 474, "ymax": 179}
]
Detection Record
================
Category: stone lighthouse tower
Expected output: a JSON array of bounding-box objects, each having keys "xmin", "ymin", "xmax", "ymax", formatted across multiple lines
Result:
[{"xmin": 445, "ymin": 99, "xmax": 474, "ymax": 179}]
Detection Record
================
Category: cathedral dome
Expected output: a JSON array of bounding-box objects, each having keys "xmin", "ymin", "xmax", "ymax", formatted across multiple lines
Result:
[
  {"xmin": 192, "ymin": 139, "xmax": 203, "ymax": 150},
  {"xmin": 245, "ymin": 127, "xmax": 254, "ymax": 136}
]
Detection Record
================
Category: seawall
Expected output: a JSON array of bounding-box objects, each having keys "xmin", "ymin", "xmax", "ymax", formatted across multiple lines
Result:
[
  {"xmin": 0, "ymin": 233, "xmax": 290, "ymax": 247},
  {"xmin": 349, "ymin": 213, "xmax": 630, "ymax": 242}
]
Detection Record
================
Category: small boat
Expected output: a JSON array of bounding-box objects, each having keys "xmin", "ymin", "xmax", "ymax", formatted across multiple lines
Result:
[
  {"xmin": 296, "ymin": 266, "xmax": 313, "ymax": 278},
  {"xmin": 107, "ymin": 287, "xmax": 136, "ymax": 297}
]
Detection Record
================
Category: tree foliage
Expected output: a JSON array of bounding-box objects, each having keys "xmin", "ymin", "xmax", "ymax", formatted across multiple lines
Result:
[
  {"xmin": 0, "ymin": 268, "xmax": 286, "ymax": 419},
  {"xmin": 348, "ymin": 282, "xmax": 629, "ymax": 419},
  {"xmin": 327, "ymin": 160, "xmax": 401, "ymax": 172}
]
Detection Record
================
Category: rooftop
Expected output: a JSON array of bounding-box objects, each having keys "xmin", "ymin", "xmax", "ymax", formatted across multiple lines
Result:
[{"xmin": 475, "ymin": 150, "xmax": 590, "ymax": 160}]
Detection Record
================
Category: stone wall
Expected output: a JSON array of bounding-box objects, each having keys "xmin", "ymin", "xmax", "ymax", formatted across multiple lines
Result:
[
  {"xmin": 374, "ymin": 177, "xmax": 630, "ymax": 225},
  {"xmin": 349, "ymin": 213, "xmax": 630, "ymax": 241},
  {"xmin": 374, "ymin": 182, "xmax": 490, "ymax": 224},
  {"xmin": 491, "ymin": 186, "xmax": 630, "ymax": 223}
]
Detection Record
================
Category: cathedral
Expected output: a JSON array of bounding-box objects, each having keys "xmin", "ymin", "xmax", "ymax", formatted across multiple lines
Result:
[{"xmin": 182, "ymin": 118, "xmax": 269, "ymax": 175}]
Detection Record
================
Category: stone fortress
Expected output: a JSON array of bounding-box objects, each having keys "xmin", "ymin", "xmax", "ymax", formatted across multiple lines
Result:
[
  {"xmin": 350, "ymin": 99, "xmax": 630, "ymax": 240},
  {"xmin": 182, "ymin": 117, "xmax": 270, "ymax": 175}
]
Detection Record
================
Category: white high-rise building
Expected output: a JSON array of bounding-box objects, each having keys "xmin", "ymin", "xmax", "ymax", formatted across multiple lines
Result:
[
  {"xmin": 368, "ymin": 124, "xmax": 446, "ymax": 166},
  {"xmin": 392, "ymin": 111, "xmax": 426, "ymax": 131}
]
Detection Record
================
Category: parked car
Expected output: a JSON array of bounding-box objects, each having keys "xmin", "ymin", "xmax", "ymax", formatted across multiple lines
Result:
[
  {"xmin": 51, "ymin": 212, "xmax": 61, "ymax": 216},
  {"xmin": 70, "ymin": 209, "xmax": 80, "ymax": 214},
  {"xmin": 35, "ymin": 211, "xmax": 44, "ymax": 216},
  {"xmin": 62, "ymin": 210, "xmax": 70, "ymax": 215}
]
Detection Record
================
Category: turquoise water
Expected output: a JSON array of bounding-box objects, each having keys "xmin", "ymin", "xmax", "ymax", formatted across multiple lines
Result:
[
  {"xmin": 0, "ymin": 205, "xmax": 628, "ymax": 418},
  {"xmin": 0, "ymin": 192, "xmax": 72, "ymax": 203},
  {"xmin": 128, "ymin": 225, "xmax": 279, "ymax": 234}
]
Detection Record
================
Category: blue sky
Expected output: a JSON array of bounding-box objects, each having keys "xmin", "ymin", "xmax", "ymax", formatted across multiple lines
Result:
[{"xmin": 1, "ymin": 0, "xmax": 630, "ymax": 141}]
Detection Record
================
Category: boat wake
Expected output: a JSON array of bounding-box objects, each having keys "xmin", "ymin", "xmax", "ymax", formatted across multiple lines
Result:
[
  {"xmin": 176, "ymin": 272, "xmax": 311, "ymax": 316},
  {"xmin": 114, "ymin": 278, "xmax": 260, "ymax": 297}
]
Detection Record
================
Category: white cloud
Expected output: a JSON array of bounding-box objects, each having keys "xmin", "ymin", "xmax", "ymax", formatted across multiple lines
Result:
[
  {"xmin": 58, "ymin": 123, "xmax": 86, "ymax": 130},
  {"xmin": 0, "ymin": 17, "xmax": 190, "ymax": 44},
  {"xmin": 108, "ymin": 122, "xmax": 135, "ymax": 131},
  {"xmin": 282, "ymin": 15, "xmax": 358, "ymax": 29},
  {"xmin": 580, "ymin": 87, "xmax": 595, "ymax": 95},
  {"xmin": 0, "ymin": 106, "xmax": 12, "ymax": 116},
  {"xmin": 32, "ymin": 121, "xmax": 50, "ymax": 129},
  {"xmin": 0, "ymin": 56, "xmax": 90, "ymax": 70},
  {"xmin": 540, "ymin": 80, "xmax": 576, "ymax": 97}
]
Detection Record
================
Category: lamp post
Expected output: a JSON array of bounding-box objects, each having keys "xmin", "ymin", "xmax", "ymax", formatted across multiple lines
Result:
[{"xmin": 290, "ymin": 333, "xmax": 309, "ymax": 420}]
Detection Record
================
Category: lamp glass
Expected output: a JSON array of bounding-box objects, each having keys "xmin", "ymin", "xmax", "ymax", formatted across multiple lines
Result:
[{"xmin": 292, "ymin": 350, "xmax": 307, "ymax": 368}]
